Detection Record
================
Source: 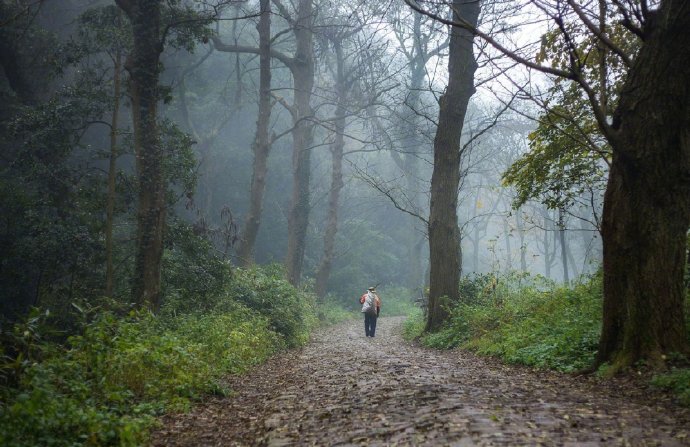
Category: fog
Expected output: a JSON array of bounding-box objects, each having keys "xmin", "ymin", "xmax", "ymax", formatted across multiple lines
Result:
[{"xmin": 0, "ymin": 0, "xmax": 604, "ymax": 317}]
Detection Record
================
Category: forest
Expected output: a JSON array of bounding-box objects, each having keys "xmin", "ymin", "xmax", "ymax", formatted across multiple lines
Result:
[{"xmin": 1, "ymin": 0, "xmax": 689, "ymax": 445}]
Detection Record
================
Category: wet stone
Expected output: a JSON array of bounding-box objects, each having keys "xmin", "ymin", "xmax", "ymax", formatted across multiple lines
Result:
[{"xmin": 152, "ymin": 317, "xmax": 690, "ymax": 446}]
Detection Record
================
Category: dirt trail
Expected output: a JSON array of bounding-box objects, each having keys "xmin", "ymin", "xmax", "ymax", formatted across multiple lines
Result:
[{"xmin": 153, "ymin": 317, "xmax": 689, "ymax": 446}]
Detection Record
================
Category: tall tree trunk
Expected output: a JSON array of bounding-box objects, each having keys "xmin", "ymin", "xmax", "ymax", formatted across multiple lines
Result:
[
  {"xmin": 105, "ymin": 37, "xmax": 123, "ymax": 297},
  {"xmin": 285, "ymin": 0, "xmax": 315, "ymax": 286},
  {"xmin": 471, "ymin": 227, "xmax": 480, "ymax": 272},
  {"xmin": 516, "ymin": 211, "xmax": 527, "ymax": 272},
  {"xmin": 543, "ymin": 217, "xmax": 552, "ymax": 279},
  {"xmin": 314, "ymin": 39, "xmax": 346, "ymax": 300},
  {"xmin": 426, "ymin": 0, "xmax": 479, "ymax": 332},
  {"xmin": 597, "ymin": 0, "xmax": 690, "ymax": 368},
  {"xmin": 558, "ymin": 207, "xmax": 569, "ymax": 283},
  {"xmin": 503, "ymin": 217, "xmax": 512, "ymax": 271},
  {"xmin": 118, "ymin": 0, "xmax": 165, "ymax": 311},
  {"xmin": 237, "ymin": 0, "xmax": 272, "ymax": 267}
]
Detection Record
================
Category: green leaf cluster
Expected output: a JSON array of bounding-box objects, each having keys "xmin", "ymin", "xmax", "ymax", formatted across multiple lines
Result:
[
  {"xmin": 504, "ymin": 19, "xmax": 639, "ymax": 212},
  {"xmin": 502, "ymin": 86, "xmax": 609, "ymax": 210}
]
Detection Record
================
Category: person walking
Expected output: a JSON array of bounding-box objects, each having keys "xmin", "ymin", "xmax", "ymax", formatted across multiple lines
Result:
[{"xmin": 360, "ymin": 286, "xmax": 381, "ymax": 337}]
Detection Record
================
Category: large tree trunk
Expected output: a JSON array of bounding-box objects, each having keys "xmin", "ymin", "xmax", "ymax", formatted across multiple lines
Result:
[
  {"xmin": 314, "ymin": 39, "xmax": 346, "ymax": 300},
  {"xmin": 118, "ymin": 0, "xmax": 165, "ymax": 311},
  {"xmin": 426, "ymin": 0, "xmax": 479, "ymax": 332},
  {"xmin": 597, "ymin": 1, "xmax": 690, "ymax": 368},
  {"xmin": 285, "ymin": 0, "xmax": 315, "ymax": 286},
  {"xmin": 237, "ymin": 0, "xmax": 272, "ymax": 267}
]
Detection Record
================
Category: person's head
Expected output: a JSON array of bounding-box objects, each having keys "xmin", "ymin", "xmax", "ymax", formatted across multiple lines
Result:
[{"xmin": 368, "ymin": 286, "xmax": 375, "ymax": 292}]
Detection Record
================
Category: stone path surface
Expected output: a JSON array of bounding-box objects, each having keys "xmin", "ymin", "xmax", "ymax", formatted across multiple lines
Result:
[{"xmin": 153, "ymin": 317, "xmax": 690, "ymax": 446}]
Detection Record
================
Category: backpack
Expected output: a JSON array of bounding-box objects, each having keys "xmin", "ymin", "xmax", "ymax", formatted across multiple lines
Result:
[{"xmin": 361, "ymin": 292, "xmax": 378, "ymax": 316}]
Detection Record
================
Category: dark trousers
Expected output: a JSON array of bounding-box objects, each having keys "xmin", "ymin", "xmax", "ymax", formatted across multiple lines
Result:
[{"xmin": 364, "ymin": 313, "xmax": 378, "ymax": 337}]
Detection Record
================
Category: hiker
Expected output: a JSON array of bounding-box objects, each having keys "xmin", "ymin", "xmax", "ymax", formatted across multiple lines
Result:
[{"xmin": 360, "ymin": 286, "xmax": 381, "ymax": 337}]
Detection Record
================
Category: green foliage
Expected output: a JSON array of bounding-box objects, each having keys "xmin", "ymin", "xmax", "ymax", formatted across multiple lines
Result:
[
  {"xmin": 0, "ymin": 90, "xmax": 115, "ymax": 318},
  {"xmin": 402, "ymin": 308, "xmax": 425, "ymax": 340},
  {"xmin": 502, "ymin": 90, "xmax": 609, "ymax": 211},
  {"xmin": 160, "ymin": 1, "xmax": 215, "ymax": 52},
  {"xmin": 228, "ymin": 266, "xmax": 317, "ymax": 348},
  {"xmin": 162, "ymin": 219, "xmax": 232, "ymax": 312},
  {"xmin": 419, "ymin": 272, "xmax": 603, "ymax": 372},
  {"xmin": 0, "ymin": 263, "xmax": 319, "ymax": 446},
  {"xmin": 0, "ymin": 308, "xmax": 277, "ymax": 446},
  {"xmin": 502, "ymin": 22, "xmax": 639, "ymax": 213},
  {"xmin": 74, "ymin": 5, "xmax": 130, "ymax": 57},
  {"xmin": 651, "ymin": 368, "xmax": 690, "ymax": 406},
  {"xmin": 160, "ymin": 119, "xmax": 198, "ymax": 200}
]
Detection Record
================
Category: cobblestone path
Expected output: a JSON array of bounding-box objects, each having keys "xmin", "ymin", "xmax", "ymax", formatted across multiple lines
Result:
[{"xmin": 153, "ymin": 317, "xmax": 689, "ymax": 446}]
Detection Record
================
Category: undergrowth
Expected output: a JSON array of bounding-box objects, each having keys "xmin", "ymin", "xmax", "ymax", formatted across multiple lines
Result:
[
  {"xmin": 404, "ymin": 270, "xmax": 690, "ymax": 405},
  {"xmin": 0, "ymin": 265, "xmax": 319, "ymax": 446},
  {"xmin": 405, "ymin": 272, "xmax": 602, "ymax": 372}
]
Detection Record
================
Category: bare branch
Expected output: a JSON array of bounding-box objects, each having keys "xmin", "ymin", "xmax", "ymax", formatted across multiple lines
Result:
[
  {"xmin": 211, "ymin": 35, "xmax": 295, "ymax": 69},
  {"xmin": 350, "ymin": 162, "xmax": 429, "ymax": 225}
]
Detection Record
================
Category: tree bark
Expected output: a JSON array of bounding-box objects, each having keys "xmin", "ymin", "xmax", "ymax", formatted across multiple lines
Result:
[
  {"xmin": 285, "ymin": 0, "xmax": 315, "ymax": 286},
  {"xmin": 426, "ymin": 0, "xmax": 479, "ymax": 332},
  {"xmin": 558, "ymin": 207, "xmax": 569, "ymax": 283},
  {"xmin": 118, "ymin": 0, "xmax": 166, "ymax": 311},
  {"xmin": 516, "ymin": 211, "xmax": 528, "ymax": 272},
  {"xmin": 237, "ymin": 0, "xmax": 272, "ymax": 267},
  {"xmin": 597, "ymin": 1, "xmax": 690, "ymax": 368},
  {"xmin": 503, "ymin": 217, "xmax": 512, "ymax": 272}
]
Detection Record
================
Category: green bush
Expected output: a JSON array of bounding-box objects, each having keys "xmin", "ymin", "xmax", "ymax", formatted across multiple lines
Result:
[
  {"xmin": 402, "ymin": 308, "xmax": 425, "ymax": 340},
  {"xmin": 227, "ymin": 265, "xmax": 317, "ymax": 347},
  {"xmin": 416, "ymin": 272, "xmax": 602, "ymax": 372},
  {"xmin": 0, "ymin": 264, "xmax": 317, "ymax": 446},
  {"xmin": 162, "ymin": 220, "xmax": 233, "ymax": 314},
  {"xmin": 0, "ymin": 306, "xmax": 279, "ymax": 446}
]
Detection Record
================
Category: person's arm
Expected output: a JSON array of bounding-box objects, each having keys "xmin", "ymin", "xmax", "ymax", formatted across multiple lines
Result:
[{"xmin": 360, "ymin": 294, "xmax": 366, "ymax": 304}]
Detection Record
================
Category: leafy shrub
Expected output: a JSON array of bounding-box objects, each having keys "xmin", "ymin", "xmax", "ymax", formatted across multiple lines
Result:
[
  {"xmin": 227, "ymin": 265, "xmax": 317, "ymax": 347},
  {"xmin": 402, "ymin": 308, "xmax": 425, "ymax": 340},
  {"xmin": 417, "ymin": 272, "xmax": 602, "ymax": 372},
  {"xmin": 0, "ymin": 308, "xmax": 278, "ymax": 445},
  {"xmin": 0, "ymin": 268, "xmax": 294, "ymax": 446},
  {"xmin": 162, "ymin": 219, "xmax": 233, "ymax": 313}
]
